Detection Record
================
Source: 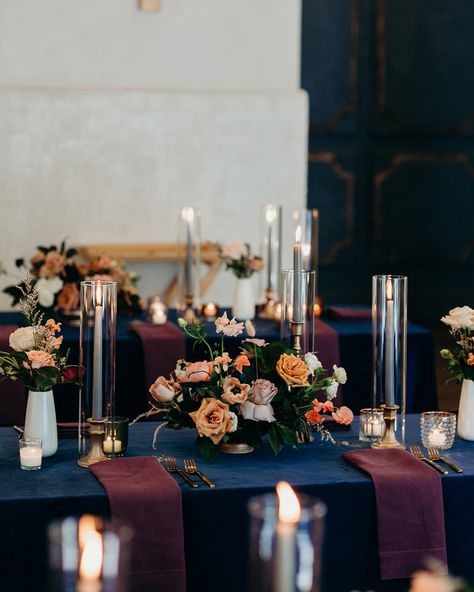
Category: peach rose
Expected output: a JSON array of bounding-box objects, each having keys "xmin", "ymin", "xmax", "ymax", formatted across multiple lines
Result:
[
  {"xmin": 221, "ymin": 376, "xmax": 250, "ymax": 404},
  {"xmin": 27, "ymin": 350, "xmax": 55, "ymax": 369},
  {"xmin": 181, "ymin": 361, "xmax": 214, "ymax": 383},
  {"xmin": 248, "ymin": 257, "xmax": 264, "ymax": 271},
  {"xmin": 332, "ymin": 406, "xmax": 354, "ymax": 425},
  {"xmin": 189, "ymin": 398, "xmax": 234, "ymax": 444},
  {"xmin": 276, "ymin": 354, "xmax": 309, "ymax": 387},
  {"xmin": 149, "ymin": 376, "xmax": 175, "ymax": 403},
  {"xmin": 39, "ymin": 251, "xmax": 66, "ymax": 277},
  {"xmin": 57, "ymin": 283, "xmax": 80, "ymax": 312},
  {"xmin": 467, "ymin": 353, "xmax": 474, "ymax": 366}
]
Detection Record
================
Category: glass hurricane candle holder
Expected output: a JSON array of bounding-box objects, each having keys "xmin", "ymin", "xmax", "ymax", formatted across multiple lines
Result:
[
  {"xmin": 291, "ymin": 209, "xmax": 319, "ymax": 272},
  {"xmin": 280, "ymin": 270, "xmax": 316, "ymax": 356},
  {"xmin": 260, "ymin": 204, "xmax": 282, "ymax": 307},
  {"xmin": 359, "ymin": 408, "xmax": 385, "ymax": 443},
  {"xmin": 177, "ymin": 206, "xmax": 202, "ymax": 323},
  {"xmin": 372, "ymin": 275, "xmax": 407, "ymax": 446},
  {"xmin": 48, "ymin": 515, "xmax": 132, "ymax": 592},
  {"xmin": 19, "ymin": 438, "xmax": 42, "ymax": 470},
  {"xmin": 248, "ymin": 489, "xmax": 326, "ymax": 592},
  {"xmin": 103, "ymin": 417, "xmax": 129, "ymax": 457},
  {"xmin": 147, "ymin": 296, "xmax": 168, "ymax": 325},
  {"xmin": 421, "ymin": 412, "xmax": 456, "ymax": 450},
  {"xmin": 78, "ymin": 280, "xmax": 117, "ymax": 467}
]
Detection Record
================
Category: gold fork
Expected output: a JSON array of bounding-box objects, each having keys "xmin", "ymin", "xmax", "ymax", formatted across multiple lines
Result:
[
  {"xmin": 161, "ymin": 456, "xmax": 198, "ymax": 488},
  {"xmin": 428, "ymin": 448, "xmax": 463, "ymax": 473},
  {"xmin": 409, "ymin": 445, "xmax": 448, "ymax": 475},
  {"xmin": 184, "ymin": 459, "xmax": 216, "ymax": 488}
]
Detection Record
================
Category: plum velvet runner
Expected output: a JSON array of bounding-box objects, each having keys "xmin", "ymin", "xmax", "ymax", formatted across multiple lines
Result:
[
  {"xmin": 343, "ymin": 448, "xmax": 447, "ymax": 580},
  {"xmin": 131, "ymin": 322, "xmax": 186, "ymax": 388},
  {"xmin": 91, "ymin": 456, "xmax": 186, "ymax": 592},
  {"xmin": 0, "ymin": 325, "xmax": 27, "ymax": 426},
  {"xmin": 326, "ymin": 306, "xmax": 372, "ymax": 320}
]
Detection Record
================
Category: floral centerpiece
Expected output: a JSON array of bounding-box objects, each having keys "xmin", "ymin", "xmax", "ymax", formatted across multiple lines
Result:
[
  {"xmin": 440, "ymin": 306, "xmax": 474, "ymax": 382},
  {"xmin": 220, "ymin": 242, "xmax": 264, "ymax": 279},
  {"xmin": 139, "ymin": 312, "xmax": 353, "ymax": 460},
  {"xmin": 4, "ymin": 242, "xmax": 143, "ymax": 317},
  {"xmin": 0, "ymin": 273, "xmax": 81, "ymax": 391}
]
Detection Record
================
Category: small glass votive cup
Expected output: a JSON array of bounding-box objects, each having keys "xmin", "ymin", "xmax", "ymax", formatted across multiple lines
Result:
[
  {"xmin": 148, "ymin": 296, "xmax": 168, "ymax": 325},
  {"xmin": 248, "ymin": 492, "xmax": 326, "ymax": 592},
  {"xmin": 420, "ymin": 411, "xmax": 456, "ymax": 450},
  {"xmin": 359, "ymin": 408, "xmax": 385, "ymax": 443},
  {"xmin": 103, "ymin": 417, "xmax": 129, "ymax": 457},
  {"xmin": 19, "ymin": 438, "xmax": 43, "ymax": 470}
]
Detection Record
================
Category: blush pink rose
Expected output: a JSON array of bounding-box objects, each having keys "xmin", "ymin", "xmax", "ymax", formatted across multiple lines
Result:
[
  {"xmin": 27, "ymin": 350, "xmax": 56, "ymax": 369},
  {"xmin": 249, "ymin": 379, "xmax": 277, "ymax": 405},
  {"xmin": 332, "ymin": 406, "xmax": 354, "ymax": 425},
  {"xmin": 181, "ymin": 361, "xmax": 214, "ymax": 383},
  {"xmin": 149, "ymin": 376, "xmax": 175, "ymax": 403}
]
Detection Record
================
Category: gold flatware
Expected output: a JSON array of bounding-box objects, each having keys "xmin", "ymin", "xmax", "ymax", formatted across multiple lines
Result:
[
  {"xmin": 184, "ymin": 459, "xmax": 216, "ymax": 488},
  {"xmin": 161, "ymin": 456, "xmax": 198, "ymax": 488},
  {"xmin": 409, "ymin": 445, "xmax": 448, "ymax": 475},
  {"xmin": 12, "ymin": 425, "xmax": 24, "ymax": 437},
  {"xmin": 428, "ymin": 448, "xmax": 463, "ymax": 473}
]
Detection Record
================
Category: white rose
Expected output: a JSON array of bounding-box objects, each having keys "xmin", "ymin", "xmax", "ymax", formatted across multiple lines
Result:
[
  {"xmin": 221, "ymin": 242, "xmax": 247, "ymax": 261},
  {"xmin": 240, "ymin": 400, "xmax": 275, "ymax": 422},
  {"xmin": 229, "ymin": 411, "xmax": 238, "ymax": 432},
  {"xmin": 305, "ymin": 352, "xmax": 322, "ymax": 376},
  {"xmin": 36, "ymin": 277, "xmax": 63, "ymax": 308},
  {"xmin": 9, "ymin": 326, "xmax": 36, "ymax": 352},
  {"xmin": 333, "ymin": 365, "xmax": 347, "ymax": 384},
  {"xmin": 441, "ymin": 306, "xmax": 474, "ymax": 330},
  {"xmin": 325, "ymin": 379, "xmax": 339, "ymax": 400}
]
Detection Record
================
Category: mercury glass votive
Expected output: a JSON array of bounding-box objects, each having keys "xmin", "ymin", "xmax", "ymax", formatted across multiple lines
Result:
[
  {"xmin": 420, "ymin": 412, "xmax": 456, "ymax": 450},
  {"xmin": 359, "ymin": 408, "xmax": 385, "ymax": 443},
  {"xmin": 103, "ymin": 417, "xmax": 129, "ymax": 457}
]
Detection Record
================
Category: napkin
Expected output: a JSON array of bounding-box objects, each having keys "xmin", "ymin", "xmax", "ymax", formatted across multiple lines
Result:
[
  {"xmin": 0, "ymin": 325, "xmax": 27, "ymax": 426},
  {"xmin": 131, "ymin": 322, "xmax": 186, "ymax": 388},
  {"xmin": 91, "ymin": 456, "xmax": 186, "ymax": 592},
  {"xmin": 326, "ymin": 306, "xmax": 372, "ymax": 321},
  {"xmin": 342, "ymin": 448, "xmax": 447, "ymax": 580}
]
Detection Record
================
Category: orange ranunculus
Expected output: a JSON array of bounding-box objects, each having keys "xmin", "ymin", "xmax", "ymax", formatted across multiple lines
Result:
[
  {"xmin": 189, "ymin": 398, "xmax": 234, "ymax": 444},
  {"xmin": 234, "ymin": 354, "xmax": 250, "ymax": 374},
  {"xmin": 276, "ymin": 354, "xmax": 309, "ymax": 387},
  {"xmin": 57, "ymin": 283, "xmax": 80, "ymax": 312},
  {"xmin": 305, "ymin": 409, "xmax": 323, "ymax": 423}
]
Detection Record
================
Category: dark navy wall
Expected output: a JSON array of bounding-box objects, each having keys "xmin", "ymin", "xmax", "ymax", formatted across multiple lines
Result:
[{"xmin": 302, "ymin": 0, "xmax": 474, "ymax": 323}]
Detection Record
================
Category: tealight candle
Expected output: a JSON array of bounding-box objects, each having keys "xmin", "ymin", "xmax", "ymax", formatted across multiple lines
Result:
[
  {"xmin": 202, "ymin": 302, "xmax": 218, "ymax": 321},
  {"xmin": 359, "ymin": 408, "xmax": 385, "ymax": 442},
  {"xmin": 103, "ymin": 436, "xmax": 122, "ymax": 454},
  {"xmin": 420, "ymin": 411, "xmax": 456, "ymax": 450},
  {"xmin": 148, "ymin": 297, "xmax": 168, "ymax": 325},
  {"xmin": 19, "ymin": 438, "xmax": 42, "ymax": 470}
]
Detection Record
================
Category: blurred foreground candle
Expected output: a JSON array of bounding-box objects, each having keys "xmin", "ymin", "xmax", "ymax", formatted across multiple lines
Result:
[
  {"xmin": 202, "ymin": 302, "xmax": 218, "ymax": 321},
  {"xmin": 78, "ymin": 515, "xmax": 103, "ymax": 592},
  {"xmin": 248, "ymin": 482, "xmax": 326, "ymax": 592}
]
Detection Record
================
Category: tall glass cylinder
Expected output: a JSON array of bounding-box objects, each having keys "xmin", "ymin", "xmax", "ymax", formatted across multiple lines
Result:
[
  {"xmin": 78, "ymin": 280, "xmax": 117, "ymax": 465},
  {"xmin": 261, "ymin": 204, "xmax": 282, "ymax": 304},
  {"xmin": 291, "ymin": 209, "xmax": 319, "ymax": 272},
  {"xmin": 372, "ymin": 275, "xmax": 407, "ymax": 442},
  {"xmin": 177, "ymin": 206, "xmax": 201, "ymax": 320},
  {"xmin": 248, "ymin": 492, "xmax": 326, "ymax": 592},
  {"xmin": 280, "ymin": 270, "xmax": 315, "ymax": 355}
]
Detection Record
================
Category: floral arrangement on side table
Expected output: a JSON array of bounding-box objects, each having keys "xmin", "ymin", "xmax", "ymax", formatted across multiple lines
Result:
[
  {"xmin": 140, "ymin": 312, "xmax": 353, "ymax": 460},
  {"xmin": 440, "ymin": 306, "xmax": 474, "ymax": 382},
  {"xmin": 220, "ymin": 242, "xmax": 264, "ymax": 278},
  {"xmin": 0, "ymin": 274, "xmax": 81, "ymax": 391},
  {"xmin": 4, "ymin": 242, "xmax": 143, "ymax": 317}
]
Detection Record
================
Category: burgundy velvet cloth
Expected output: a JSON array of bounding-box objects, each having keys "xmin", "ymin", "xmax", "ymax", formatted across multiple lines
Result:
[
  {"xmin": 343, "ymin": 448, "xmax": 447, "ymax": 580},
  {"xmin": 326, "ymin": 305, "xmax": 372, "ymax": 320},
  {"xmin": 131, "ymin": 322, "xmax": 186, "ymax": 387},
  {"xmin": 0, "ymin": 325, "xmax": 27, "ymax": 426},
  {"xmin": 91, "ymin": 456, "xmax": 186, "ymax": 592},
  {"xmin": 314, "ymin": 319, "xmax": 342, "ymax": 404}
]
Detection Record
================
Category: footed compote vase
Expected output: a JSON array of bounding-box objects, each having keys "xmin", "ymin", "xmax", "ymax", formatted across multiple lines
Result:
[{"xmin": 24, "ymin": 390, "xmax": 58, "ymax": 457}]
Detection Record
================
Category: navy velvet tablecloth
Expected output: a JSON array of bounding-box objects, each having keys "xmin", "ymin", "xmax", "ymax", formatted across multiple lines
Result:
[
  {"xmin": 0, "ymin": 310, "xmax": 437, "ymax": 425},
  {"xmin": 1, "ymin": 416, "xmax": 473, "ymax": 592}
]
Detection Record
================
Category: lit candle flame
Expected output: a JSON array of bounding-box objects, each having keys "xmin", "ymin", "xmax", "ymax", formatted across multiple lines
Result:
[
  {"xmin": 276, "ymin": 481, "xmax": 301, "ymax": 523},
  {"xmin": 78, "ymin": 515, "xmax": 103, "ymax": 582},
  {"xmin": 295, "ymin": 225, "xmax": 302, "ymax": 244},
  {"xmin": 182, "ymin": 206, "xmax": 194, "ymax": 223},
  {"xmin": 95, "ymin": 283, "xmax": 103, "ymax": 307},
  {"xmin": 265, "ymin": 206, "xmax": 277, "ymax": 224},
  {"xmin": 386, "ymin": 277, "xmax": 393, "ymax": 301}
]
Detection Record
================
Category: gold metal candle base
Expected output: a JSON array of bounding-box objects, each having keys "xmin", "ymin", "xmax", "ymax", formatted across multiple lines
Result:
[
  {"xmin": 259, "ymin": 298, "xmax": 278, "ymax": 320},
  {"xmin": 183, "ymin": 294, "xmax": 200, "ymax": 324},
  {"xmin": 291, "ymin": 321, "xmax": 304, "ymax": 357},
  {"xmin": 78, "ymin": 419, "xmax": 110, "ymax": 468},
  {"xmin": 371, "ymin": 404, "xmax": 405, "ymax": 450}
]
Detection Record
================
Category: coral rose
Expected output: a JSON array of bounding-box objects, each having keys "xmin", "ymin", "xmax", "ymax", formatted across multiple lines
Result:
[
  {"xmin": 149, "ymin": 376, "xmax": 175, "ymax": 403},
  {"xmin": 221, "ymin": 376, "xmax": 250, "ymax": 404},
  {"xmin": 276, "ymin": 354, "xmax": 309, "ymax": 386},
  {"xmin": 27, "ymin": 350, "xmax": 55, "ymax": 369},
  {"xmin": 57, "ymin": 283, "xmax": 80, "ymax": 312},
  {"xmin": 332, "ymin": 406, "xmax": 354, "ymax": 425},
  {"xmin": 189, "ymin": 398, "xmax": 234, "ymax": 444},
  {"xmin": 182, "ymin": 361, "xmax": 214, "ymax": 383}
]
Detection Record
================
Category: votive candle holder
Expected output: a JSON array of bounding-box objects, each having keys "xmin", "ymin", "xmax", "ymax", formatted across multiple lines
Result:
[
  {"xmin": 19, "ymin": 438, "xmax": 43, "ymax": 470},
  {"xmin": 420, "ymin": 412, "xmax": 456, "ymax": 450},
  {"xmin": 359, "ymin": 408, "xmax": 385, "ymax": 443}
]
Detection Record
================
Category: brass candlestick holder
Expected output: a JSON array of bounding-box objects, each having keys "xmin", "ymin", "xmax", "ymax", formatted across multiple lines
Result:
[
  {"xmin": 291, "ymin": 321, "xmax": 304, "ymax": 357},
  {"xmin": 78, "ymin": 418, "xmax": 110, "ymax": 467},
  {"xmin": 371, "ymin": 404, "xmax": 405, "ymax": 450},
  {"xmin": 259, "ymin": 292, "xmax": 278, "ymax": 320},
  {"xmin": 183, "ymin": 293, "xmax": 200, "ymax": 324}
]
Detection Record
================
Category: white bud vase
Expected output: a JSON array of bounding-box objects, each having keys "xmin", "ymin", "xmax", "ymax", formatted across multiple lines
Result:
[
  {"xmin": 457, "ymin": 379, "xmax": 474, "ymax": 441},
  {"xmin": 232, "ymin": 277, "xmax": 255, "ymax": 320},
  {"xmin": 24, "ymin": 390, "xmax": 58, "ymax": 457}
]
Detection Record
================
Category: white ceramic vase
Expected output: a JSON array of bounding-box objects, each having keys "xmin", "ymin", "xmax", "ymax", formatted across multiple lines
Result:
[
  {"xmin": 457, "ymin": 378, "xmax": 474, "ymax": 441},
  {"xmin": 232, "ymin": 277, "xmax": 255, "ymax": 320},
  {"xmin": 24, "ymin": 390, "xmax": 58, "ymax": 457}
]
